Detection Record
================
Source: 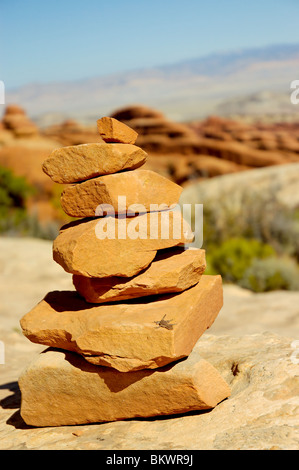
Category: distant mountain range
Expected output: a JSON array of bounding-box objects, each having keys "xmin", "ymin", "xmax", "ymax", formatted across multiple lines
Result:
[{"xmin": 5, "ymin": 43, "xmax": 299, "ymax": 125}]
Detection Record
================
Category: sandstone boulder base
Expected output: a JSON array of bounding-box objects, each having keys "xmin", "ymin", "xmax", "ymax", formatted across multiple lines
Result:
[
  {"xmin": 18, "ymin": 346, "xmax": 230, "ymax": 427},
  {"xmin": 20, "ymin": 275, "xmax": 222, "ymax": 372},
  {"xmin": 73, "ymin": 248, "xmax": 206, "ymax": 303},
  {"xmin": 97, "ymin": 117, "xmax": 138, "ymax": 144},
  {"xmin": 53, "ymin": 211, "xmax": 193, "ymax": 278},
  {"xmin": 42, "ymin": 143, "xmax": 147, "ymax": 183},
  {"xmin": 60, "ymin": 169, "xmax": 183, "ymax": 217}
]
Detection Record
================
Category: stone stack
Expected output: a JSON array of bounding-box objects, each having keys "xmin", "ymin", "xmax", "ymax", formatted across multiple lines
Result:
[{"xmin": 19, "ymin": 117, "xmax": 231, "ymax": 427}]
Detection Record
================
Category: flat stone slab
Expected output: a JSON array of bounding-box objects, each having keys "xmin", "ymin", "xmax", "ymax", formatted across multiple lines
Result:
[
  {"xmin": 60, "ymin": 169, "xmax": 182, "ymax": 217},
  {"xmin": 20, "ymin": 275, "xmax": 223, "ymax": 372},
  {"xmin": 53, "ymin": 211, "xmax": 193, "ymax": 278},
  {"xmin": 18, "ymin": 346, "xmax": 231, "ymax": 427},
  {"xmin": 97, "ymin": 117, "xmax": 138, "ymax": 144},
  {"xmin": 42, "ymin": 143, "xmax": 147, "ymax": 183},
  {"xmin": 73, "ymin": 248, "xmax": 206, "ymax": 303}
]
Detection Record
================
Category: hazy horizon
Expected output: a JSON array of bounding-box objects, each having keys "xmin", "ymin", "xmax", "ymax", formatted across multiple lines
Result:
[
  {"xmin": 1, "ymin": 0, "xmax": 299, "ymax": 88},
  {"xmin": 4, "ymin": 41, "xmax": 299, "ymax": 92}
]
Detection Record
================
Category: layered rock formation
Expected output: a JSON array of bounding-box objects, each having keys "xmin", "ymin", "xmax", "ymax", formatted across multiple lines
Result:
[
  {"xmin": 1, "ymin": 104, "xmax": 38, "ymax": 138},
  {"xmin": 42, "ymin": 119, "xmax": 101, "ymax": 146},
  {"xmin": 19, "ymin": 117, "xmax": 230, "ymax": 426},
  {"xmin": 2, "ymin": 103, "xmax": 298, "ymax": 232},
  {"xmin": 0, "ymin": 105, "xmax": 66, "ymax": 225},
  {"xmin": 110, "ymin": 106, "xmax": 299, "ymax": 186}
]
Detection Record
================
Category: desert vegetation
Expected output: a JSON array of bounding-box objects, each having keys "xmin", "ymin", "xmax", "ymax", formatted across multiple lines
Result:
[{"xmin": 202, "ymin": 192, "xmax": 299, "ymax": 292}]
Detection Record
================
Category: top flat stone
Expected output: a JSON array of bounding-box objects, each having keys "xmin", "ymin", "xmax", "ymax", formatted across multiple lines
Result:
[
  {"xmin": 42, "ymin": 143, "xmax": 147, "ymax": 183},
  {"xmin": 97, "ymin": 117, "xmax": 138, "ymax": 144}
]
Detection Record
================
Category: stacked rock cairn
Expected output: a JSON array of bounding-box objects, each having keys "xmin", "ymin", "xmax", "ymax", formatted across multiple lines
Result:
[{"xmin": 19, "ymin": 117, "xmax": 231, "ymax": 427}]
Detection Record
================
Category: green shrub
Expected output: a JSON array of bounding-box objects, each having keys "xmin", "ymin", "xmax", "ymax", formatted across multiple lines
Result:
[
  {"xmin": 0, "ymin": 165, "xmax": 35, "ymax": 233},
  {"xmin": 201, "ymin": 193, "xmax": 299, "ymax": 260},
  {"xmin": 0, "ymin": 165, "xmax": 34, "ymax": 208},
  {"xmin": 240, "ymin": 256, "xmax": 299, "ymax": 292},
  {"xmin": 206, "ymin": 237, "xmax": 275, "ymax": 283}
]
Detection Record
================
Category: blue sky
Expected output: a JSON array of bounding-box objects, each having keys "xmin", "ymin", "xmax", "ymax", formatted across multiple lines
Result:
[{"xmin": 1, "ymin": 0, "xmax": 299, "ymax": 88}]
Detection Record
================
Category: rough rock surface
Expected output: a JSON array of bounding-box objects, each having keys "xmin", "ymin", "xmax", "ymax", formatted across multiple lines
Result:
[
  {"xmin": 53, "ymin": 211, "xmax": 193, "ymax": 278},
  {"xmin": 73, "ymin": 248, "xmax": 206, "ymax": 303},
  {"xmin": 18, "ymin": 347, "xmax": 230, "ymax": 427},
  {"xmin": 181, "ymin": 162, "xmax": 299, "ymax": 212},
  {"xmin": 1, "ymin": 237, "xmax": 298, "ymax": 449},
  {"xmin": 60, "ymin": 169, "xmax": 182, "ymax": 217},
  {"xmin": 42, "ymin": 143, "xmax": 147, "ymax": 183},
  {"xmin": 20, "ymin": 275, "xmax": 222, "ymax": 372},
  {"xmin": 97, "ymin": 117, "xmax": 138, "ymax": 144}
]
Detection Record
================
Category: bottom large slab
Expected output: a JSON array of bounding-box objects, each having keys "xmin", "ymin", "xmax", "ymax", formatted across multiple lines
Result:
[{"xmin": 19, "ymin": 347, "xmax": 231, "ymax": 427}]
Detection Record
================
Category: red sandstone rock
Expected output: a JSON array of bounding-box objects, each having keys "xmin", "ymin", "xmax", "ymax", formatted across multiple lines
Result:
[
  {"xmin": 42, "ymin": 143, "xmax": 147, "ymax": 183},
  {"xmin": 18, "ymin": 345, "xmax": 230, "ymax": 426},
  {"xmin": 111, "ymin": 105, "xmax": 165, "ymax": 121},
  {"xmin": 20, "ymin": 275, "xmax": 223, "ymax": 372},
  {"xmin": 60, "ymin": 169, "xmax": 182, "ymax": 217},
  {"xmin": 73, "ymin": 248, "xmax": 206, "ymax": 303},
  {"xmin": 53, "ymin": 211, "xmax": 193, "ymax": 278},
  {"xmin": 97, "ymin": 117, "xmax": 138, "ymax": 144}
]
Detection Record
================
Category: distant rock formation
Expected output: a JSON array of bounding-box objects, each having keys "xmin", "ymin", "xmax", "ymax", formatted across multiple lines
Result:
[
  {"xmin": 1, "ymin": 104, "xmax": 39, "ymax": 138},
  {"xmin": 42, "ymin": 119, "xmax": 102, "ymax": 146},
  {"xmin": 110, "ymin": 106, "xmax": 299, "ymax": 186},
  {"xmin": 1, "ymin": 103, "xmax": 299, "ymax": 228}
]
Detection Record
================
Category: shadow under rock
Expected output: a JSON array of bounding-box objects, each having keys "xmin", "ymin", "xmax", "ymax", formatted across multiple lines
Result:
[
  {"xmin": 0, "ymin": 381, "xmax": 33, "ymax": 430},
  {"xmin": 0, "ymin": 381, "xmax": 21, "ymax": 410}
]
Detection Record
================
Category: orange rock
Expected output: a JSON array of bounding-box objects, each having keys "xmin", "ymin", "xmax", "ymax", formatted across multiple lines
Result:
[
  {"xmin": 3, "ymin": 104, "xmax": 26, "ymax": 115},
  {"xmin": 73, "ymin": 248, "xmax": 206, "ymax": 303},
  {"xmin": 18, "ymin": 346, "xmax": 231, "ymax": 427},
  {"xmin": 42, "ymin": 120, "xmax": 102, "ymax": 146},
  {"xmin": 193, "ymin": 138, "xmax": 287, "ymax": 167},
  {"xmin": 2, "ymin": 113, "xmax": 38, "ymax": 136},
  {"xmin": 111, "ymin": 105, "xmax": 165, "ymax": 121},
  {"xmin": 60, "ymin": 169, "xmax": 183, "ymax": 217},
  {"xmin": 42, "ymin": 143, "xmax": 147, "ymax": 183},
  {"xmin": 53, "ymin": 211, "xmax": 193, "ymax": 278},
  {"xmin": 120, "ymin": 117, "xmax": 197, "ymax": 139},
  {"xmin": 97, "ymin": 117, "xmax": 138, "ymax": 144},
  {"xmin": 20, "ymin": 275, "xmax": 222, "ymax": 372}
]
